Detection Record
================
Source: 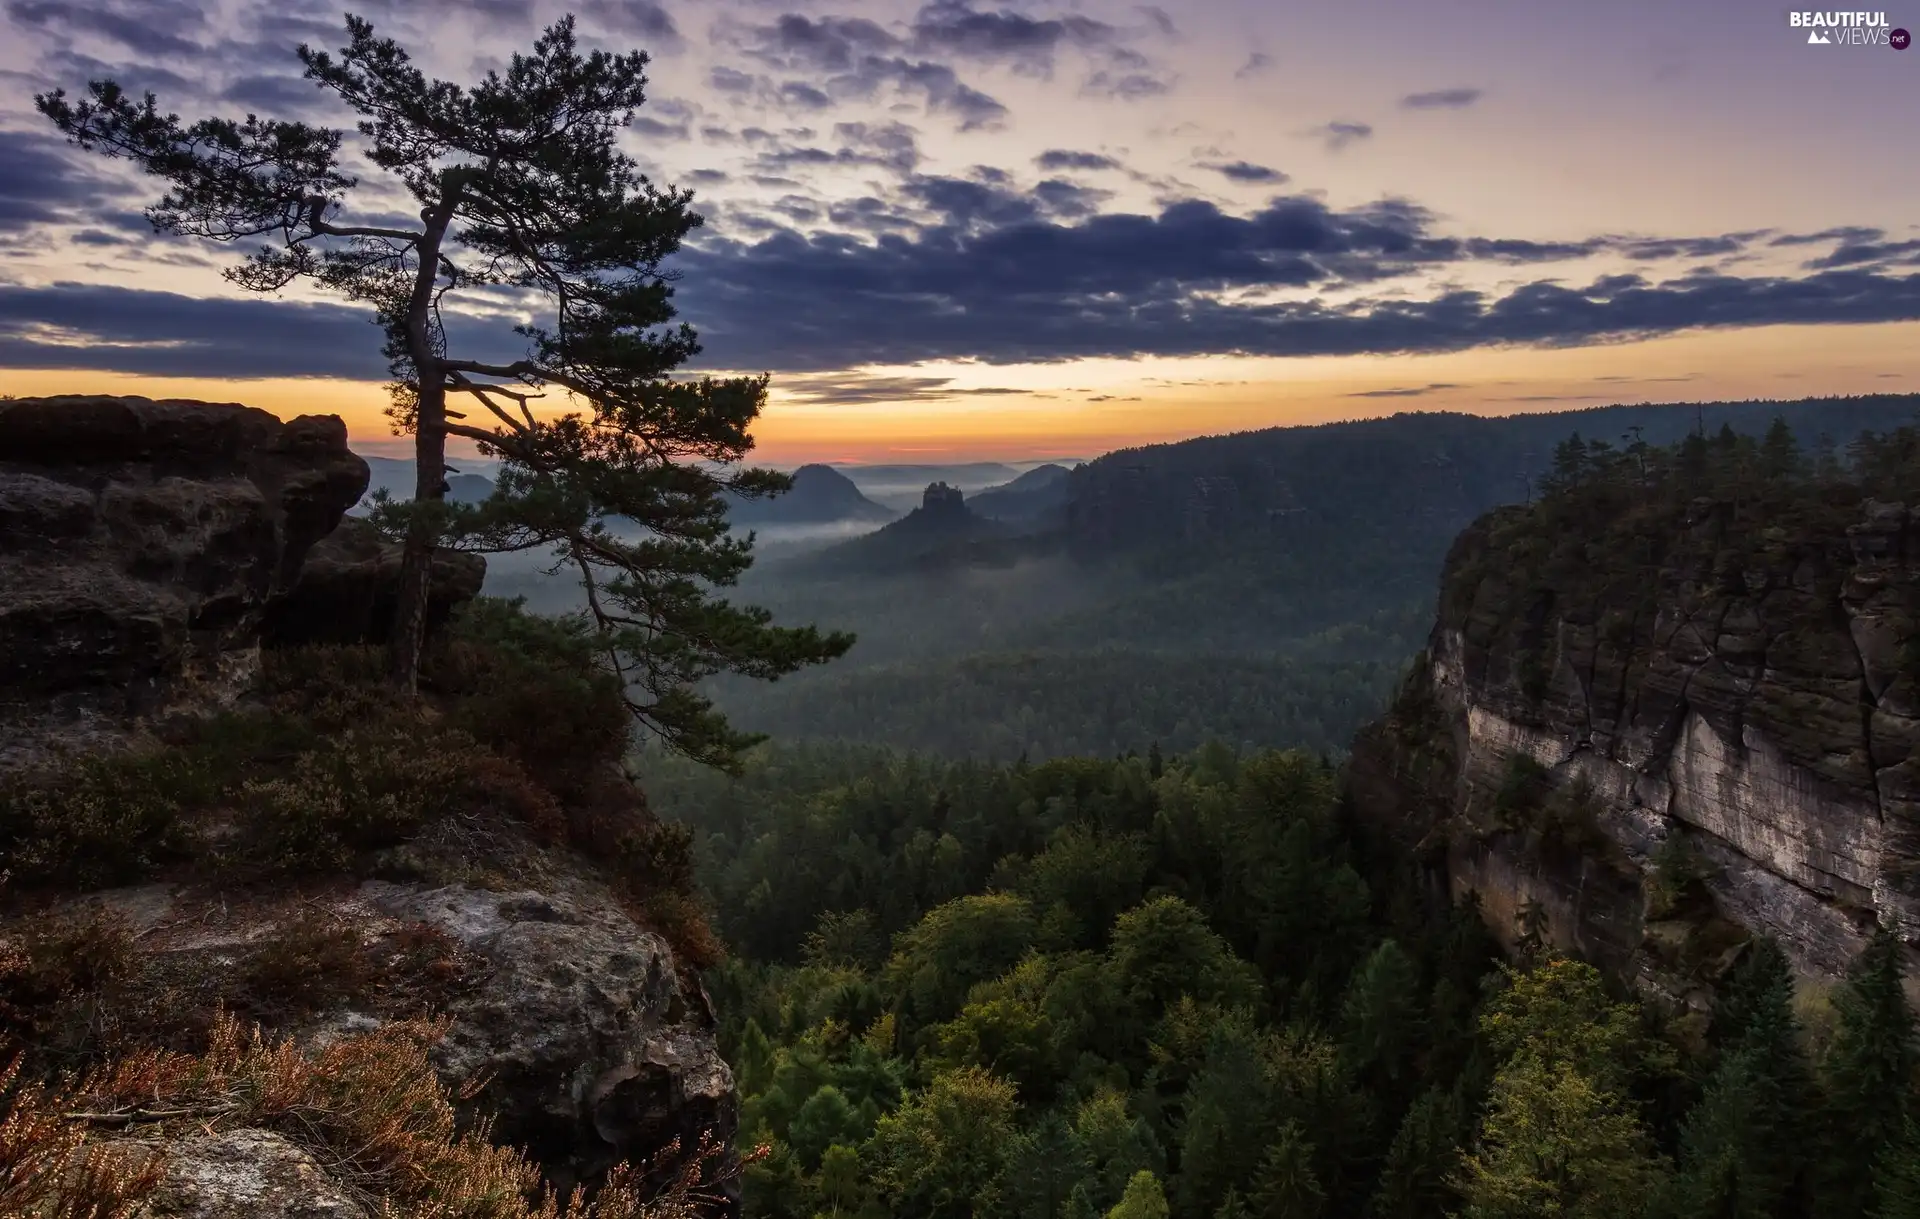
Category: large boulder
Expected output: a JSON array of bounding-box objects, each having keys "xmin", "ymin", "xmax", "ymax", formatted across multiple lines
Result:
[
  {"xmin": 357, "ymin": 880, "xmax": 737, "ymax": 1197},
  {"xmin": 69, "ymin": 860, "xmax": 738, "ymax": 1211},
  {"xmin": 0, "ymin": 396, "xmax": 368, "ymax": 764}
]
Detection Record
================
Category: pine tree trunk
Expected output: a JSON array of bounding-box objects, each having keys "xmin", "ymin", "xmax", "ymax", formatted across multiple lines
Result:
[
  {"xmin": 387, "ymin": 386, "xmax": 445, "ymax": 691},
  {"xmin": 385, "ymin": 185, "xmax": 461, "ymax": 691}
]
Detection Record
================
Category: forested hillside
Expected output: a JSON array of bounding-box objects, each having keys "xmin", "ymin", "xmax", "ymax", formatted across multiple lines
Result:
[
  {"xmin": 701, "ymin": 397, "xmax": 1920, "ymax": 761},
  {"xmin": 643, "ymin": 741, "xmax": 1920, "ymax": 1219}
]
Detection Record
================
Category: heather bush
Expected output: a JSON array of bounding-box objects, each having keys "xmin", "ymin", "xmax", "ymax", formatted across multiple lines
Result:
[{"xmin": 0, "ymin": 1013, "xmax": 743, "ymax": 1217}]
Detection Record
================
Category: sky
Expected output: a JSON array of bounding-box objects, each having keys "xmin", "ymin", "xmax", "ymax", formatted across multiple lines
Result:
[{"xmin": 1, "ymin": 0, "xmax": 1917, "ymax": 463}]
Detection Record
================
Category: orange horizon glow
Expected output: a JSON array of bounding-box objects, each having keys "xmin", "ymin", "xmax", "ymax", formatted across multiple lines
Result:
[{"xmin": 5, "ymin": 319, "xmax": 1918, "ymax": 465}]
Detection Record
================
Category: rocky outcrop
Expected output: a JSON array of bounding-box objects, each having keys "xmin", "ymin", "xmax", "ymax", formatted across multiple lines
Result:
[
  {"xmin": 1351, "ymin": 495, "xmax": 1920, "ymax": 1000},
  {"xmin": 0, "ymin": 396, "xmax": 495, "ymax": 767},
  {"xmin": 72, "ymin": 856, "xmax": 737, "ymax": 1210},
  {"xmin": 1, "ymin": 395, "xmax": 736, "ymax": 1213},
  {"xmin": 0, "ymin": 396, "xmax": 368, "ymax": 762},
  {"xmin": 358, "ymin": 880, "xmax": 735, "ymax": 1197},
  {"xmin": 263, "ymin": 516, "xmax": 486, "ymax": 648}
]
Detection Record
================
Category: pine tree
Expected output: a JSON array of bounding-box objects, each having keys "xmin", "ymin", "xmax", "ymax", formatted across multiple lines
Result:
[
  {"xmin": 1212, "ymin": 1188, "xmax": 1253, "ymax": 1219},
  {"xmin": 1667, "ymin": 1048, "xmax": 1791, "ymax": 1218},
  {"xmin": 1878, "ymin": 1118, "xmax": 1920, "ymax": 1219},
  {"xmin": 1371, "ymin": 1087, "xmax": 1464, "ymax": 1219},
  {"xmin": 1251, "ymin": 1122, "xmax": 1325, "ymax": 1219},
  {"xmin": 1677, "ymin": 431, "xmax": 1711, "ymax": 488},
  {"xmin": 1722, "ymin": 942, "xmax": 1819, "ymax": 1214},
  {"xmin": 38, "ymin": 14, "xmax": 851, "ymax": 759},
  {"xmin": 1760, "ymin": 417, "xmax": 1803, "ymax": 481},
  {"xmin": 1005, "ymin": 1112, "xmax": 1093, "ymax": 1219},
  {"xmin": 1824, "ymin": 926, "xmax": 1916, "ymax": 1215},
  {"xmin": 1340, "ymin": 939, "xmax": 1426, "ymax": 1088}
]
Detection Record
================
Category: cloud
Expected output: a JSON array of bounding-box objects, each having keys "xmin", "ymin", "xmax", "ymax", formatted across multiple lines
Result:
[
  {"xmin": 630, "ymin": 115, "xmax": 691, "ymax": 140},
  {"xmin": 709, "ymin": 66, "xmax": 759, "ymax": 93},
  {"xmin": 222, "ymin": 73, "xmax": 333, "ymax": 115},
  {"xmin": 37, "ymin": 48, "xmax": 199, "ymax": 102},
  {"xmin": 1082, "ymin": 69, "xmax": 1171, "ymax": 99},
  {"xmin": 1804, "ymin": 238, "xmax": 1920, "ymax": 269},
  {"xmin": 1346, "ymin": 382, "xmax": 1461, "ymax": 398},
  {"xmin": 655, "ymin": 206, "xmax": 1920, "ymax": 370},
  {"xmin": 909, "ymin": 1, "xmax": 1115, "ymax": 66},
  {"xmin": 743, "ymin": 13, "xmax": 901, "ymax": 72},
  {"xmin": 1033, "ymin": 178, "xmax": 1112, "ymax": 218},
  {"xmin": 1204, "ymin": 161, "xmax": 1287, "ymax": 184},
  {"xmin": 1770, "ymin": 226, "xmax": 1882, "ymax": 247},
  {"xmin": 1234, "ymin": 51, "xmax": 1272, "ymax": 79},
  {"xmin": 729, "ymin": 16, "xmax": 1010, "ymax": 129},
  {"xmin": 19, "ymin": 255, "xmax": 1920, "ymax": 382},
  {"xmin": 4, "ymin": 183, "xmax": 1844, "ymax": 380},
  {"xmin": 1035, "ymin": 149, "xmax": 1120, "ymax": 172},
  {"xmin": 867, "ymin": 60, "xmax": 1008, "ymax": 128},
  {"xmin": 1312, "ymin": 121, "xmax": 1373, "ymax": 152},
  {"xmin": 777, "ymin": 372, "xmax": 960, "ymax": 403},
  {"xmin": 1400, "ymin": 87, "xmax": 1483, "ymax": 110},
  {"xmin": 5, "ymin": 0, "xmax": 208, "ymax": 58},
  {"xmin": 778, "ymin": 81, "xmax": 833, "ymax": 111},
  {"xmin": 0, "ymin": 130, "xmax": 118, "ymax": 228},
  {"xmin": 750, "ymin": 121, "xmax": 923, "ymax": 175},
  {"xmin": 352, "ymin": 0, "xmax": 535, "ymax": 27},
  {"xmin": 578, "ymin": 0, "xmax": 682, "ymax": 48}
]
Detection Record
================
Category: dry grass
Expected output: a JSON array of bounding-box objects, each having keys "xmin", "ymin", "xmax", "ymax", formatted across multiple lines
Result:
[
  {"xmin": 0, "ymin": 904, "xmax": 484, "ymax": 1076},
  {"xmin": 0, "ymin": 1013, "xmax": 744, "ymax": 1218}
]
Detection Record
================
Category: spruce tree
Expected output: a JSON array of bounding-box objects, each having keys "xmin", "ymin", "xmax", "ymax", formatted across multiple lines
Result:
[
  {"xmin": 1824, "ymin": 926, "xmax": 1916, "ymax": 1215},
  {"xmin": 1370, "ymin": 1086, "xmax": 1464, "ymax": 1219},
  {"xmin": 1339, "ymin": 938, "xmax": 1426, "ymax": 1091},
  {"xmin": 1760, "ymin": 417, "xmax": 1803, "ymax": 481},
  {"xmin": 1005, "ymin": 1112, "xmax": 1092, "ymax": 1219},
  {"xmin": 38, "ymin": 13, "xmax": 851, "ymax": 763},
  {"xmin": 1878, "ymin": 1118, "xmax": 1920, "ymax": 1219},
  {"xmin": 1250, "ymin": 1122, "xmax": 1325, "ymax": 1219},
  {"xmin": 1667, "ymin": 1048, "xmax": 1792, "ymax": 1218}
]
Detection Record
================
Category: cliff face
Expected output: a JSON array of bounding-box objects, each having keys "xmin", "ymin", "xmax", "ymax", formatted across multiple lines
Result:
[{"xmin": 1351, "ymin": 489, "xmax": 1920, "ymax": 1000}]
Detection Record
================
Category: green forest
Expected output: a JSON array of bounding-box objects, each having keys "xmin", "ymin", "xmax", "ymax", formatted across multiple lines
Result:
[
  {"xmin": 701, "ymin": 647, "xmax": 1402, "ymax": 760},
  {"xmin": 638, "ymin": 415, "xmax": 1920, "ymax": 1219},
  {"xmin": 644, "ymin": 740, "xmax": 1920, "ymax": 1219}
]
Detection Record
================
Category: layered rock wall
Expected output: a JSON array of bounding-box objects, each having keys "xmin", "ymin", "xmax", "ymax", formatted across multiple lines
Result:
[
  {"xmin": 1352, "ymin": 495, "xmax": 1920, "ymax": 997},
  {"xmin": 0, "ymin": 395, "xmax": 369, "ymax": 762}
]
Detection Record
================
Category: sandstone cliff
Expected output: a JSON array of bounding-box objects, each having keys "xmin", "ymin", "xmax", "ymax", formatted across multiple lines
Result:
[
  {"xmin": 1351, "ymin": 454, "xmax": 1920, "ymax": 1005},
  {"xmin": 0, "ymin": 397, "xmax": 737, "ymax": 1216}
]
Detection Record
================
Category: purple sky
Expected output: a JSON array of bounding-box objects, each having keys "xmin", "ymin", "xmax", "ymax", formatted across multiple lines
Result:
[{"xmin": 0, "ymin": 0, "xmax": 1915, "ymax": 458}]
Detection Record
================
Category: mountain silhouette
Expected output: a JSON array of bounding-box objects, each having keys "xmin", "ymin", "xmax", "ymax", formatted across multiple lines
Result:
[{"xmin": 726, "ymin": 464, "xmax": 895, "ymax": 525}]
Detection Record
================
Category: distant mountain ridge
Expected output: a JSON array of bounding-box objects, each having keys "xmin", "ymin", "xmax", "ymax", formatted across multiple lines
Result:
[
  {"xmin": 1060, "ymin": 395, "xmax": 1920, "ymax": 554},
  {"xmin": 725, "ymin": 464, "xmax": 894, "ymax": 524},
  {"xmin": 970, "ymin": 463, "xmax": 1074, "ymax": 524}
]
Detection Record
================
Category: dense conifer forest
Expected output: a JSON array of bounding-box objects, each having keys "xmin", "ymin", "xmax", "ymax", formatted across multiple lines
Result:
[
  {"xmin": 641, "ymin": 417, "xmax": 1920, "ymax": 1219},
  {"xmin": 643, "ymin": 738, "xmax": 1920, "ymax": 1219}
]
